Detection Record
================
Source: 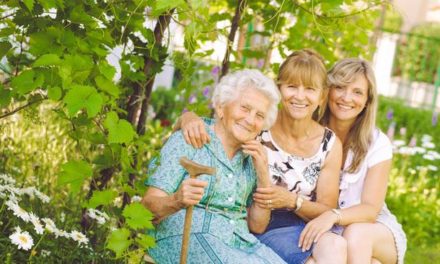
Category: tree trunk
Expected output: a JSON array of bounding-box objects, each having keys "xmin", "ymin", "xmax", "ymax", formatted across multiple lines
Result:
[
  {"xmin": 220, "ymin": 0, "xmax": 247, "ymax": 78},
  {"xmin": 122, "ymin": 9, "xmax": 175, "ymax": 209}
]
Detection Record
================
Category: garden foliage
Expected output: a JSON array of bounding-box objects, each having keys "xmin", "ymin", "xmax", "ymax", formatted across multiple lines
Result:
[{"xmin": 0, "ymin": 0, "xmax": 419, "ymax": 262}]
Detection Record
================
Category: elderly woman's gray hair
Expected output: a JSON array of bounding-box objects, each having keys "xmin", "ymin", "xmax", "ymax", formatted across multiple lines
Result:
[{"xmin": 211, "ymin": 69, "xmax": 280, "ymax": 130}]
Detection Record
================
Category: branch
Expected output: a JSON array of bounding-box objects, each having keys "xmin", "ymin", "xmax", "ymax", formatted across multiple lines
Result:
[
  {"xmin": 0, "ymin": 12, "xmax": 16, "ymax": 21},
  {"xmin": 220, "ymin": 0, "xmax": 247, "ymax": 78},
  {"xmin": 294, "ymin": 2, "xmax": 383, "ymax": 20},
  {"xmin": 0, "ymin": 97, "xmax": 45, "ymax": 120}
]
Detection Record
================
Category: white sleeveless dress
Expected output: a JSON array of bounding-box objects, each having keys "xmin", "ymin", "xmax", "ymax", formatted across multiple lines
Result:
[{"xmin": 339, "ymin": 129, "xmax": 407, "ymax": 264}]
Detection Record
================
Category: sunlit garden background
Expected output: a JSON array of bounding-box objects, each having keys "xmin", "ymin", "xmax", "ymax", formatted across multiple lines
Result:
[{"xmin": 0, "ymin": 0, "xmax": 439, "ymax": 263}]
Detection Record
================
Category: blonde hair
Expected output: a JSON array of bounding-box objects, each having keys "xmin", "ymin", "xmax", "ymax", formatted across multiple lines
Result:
[
  {"xmin": 277, "ymin": 49, "xmax": 328, "ymax": 120},
  {"xmin": 321, "ymin": 58, "xmax": 378, "ymax": 173}
]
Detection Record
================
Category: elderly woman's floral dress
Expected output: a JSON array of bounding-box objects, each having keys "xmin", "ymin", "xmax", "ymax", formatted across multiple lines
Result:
[{"xmin": 145, "ymin": 124, "xmax": 286, "ymax": 264}]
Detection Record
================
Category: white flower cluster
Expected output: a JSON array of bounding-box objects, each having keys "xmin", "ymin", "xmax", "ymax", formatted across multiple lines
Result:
[
  {"xmin": 86, "ymin": 208, "xmax": 109, "ymax": 225},
  {"xmin": 1, "ymin": 174, "xmax": 89, "ymax": 251},
  {"xmin": 392, "ymin": 134, "xmax": 439, "ymax": 171},
  {"xmin": 0, "ymin": 175, "xmax": 50, "ymax": 203}
]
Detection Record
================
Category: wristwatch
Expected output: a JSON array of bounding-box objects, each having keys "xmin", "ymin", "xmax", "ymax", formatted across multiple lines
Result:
[{"xmin": 295, "ymin": 195, "xmax": 304, "ymax": 212}]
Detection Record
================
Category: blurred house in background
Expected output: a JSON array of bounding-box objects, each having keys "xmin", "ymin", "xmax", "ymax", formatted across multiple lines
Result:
[{"xmin": 374, "ymin": 0, "xmax": 440, "ymax": 110}]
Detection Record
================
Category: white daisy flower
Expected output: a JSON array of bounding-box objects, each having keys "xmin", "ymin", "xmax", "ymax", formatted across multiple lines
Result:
[
  {"xmin": 0, "ymin": 174, "xmax": 16, "ymax": 185},
  {"xmin": 29, "ymin": 213, "xmax": 44, "ymax": 235},
  {"xmin": 40, "ymin": 249, "xmax": 51, "ymax": 257},
  {"xmin": 9, "ymin": 229, "xmax": 34, "ymax": 251},
  {"xmin": 34, "ymin": 190, "xmax": 50, "ymax": 203},
  {"xmin": 7, "ymin": 201, "xmax": 31, "ymax": 222},
  {"xmin": 131, "ymin": 195, "xmax": 142, "ymax": 203},
  {"xmin": 427, "ymin": 165, "xmax": 438, "ymax": 171},
  {"xmin": 421, "ymin": 134, "xmax": 432, "ymax": 143},
  {"xmin": 87, "ymin": 209, "xmax": 109, "ymax": 225},
  {"xmin": 423, "ymin": 154, "xmax": 435, "ymax": 160},
  {"xmin": 21, "ymin": 187, "xmax": 37, "ymax": 198},
  {"xmin": 113, "ymin": 196, "xmax": 122, "ymax": 207},
  {"xmin": 422, "ymin": 141, "xmax": 435, "ymax": 149},
  {"xmin": 54, "ymin": 229, "xmax": 70, "ymax": 238},
  {"xmin": 393, "ymin": 140, "xmax": 405, "ymax": 147},
  {"xmin": 398, "ymin": 147, "xmax": 416, "ymax": 156},
  {"xmin": 42, "ymin": 218, "xmax": 57, "ymax": 233},
  {"xmin": 70, "ymin": 230, "xmax": 89, "ymax": 245}
]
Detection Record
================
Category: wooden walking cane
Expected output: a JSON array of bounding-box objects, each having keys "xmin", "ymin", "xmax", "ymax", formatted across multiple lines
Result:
[{"xmin": 179, "ymin": 157, "xmax": 216, "ymax": 264}]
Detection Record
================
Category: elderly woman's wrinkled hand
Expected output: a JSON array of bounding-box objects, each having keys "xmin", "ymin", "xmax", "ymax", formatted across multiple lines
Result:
[
  {"xmin": 242, "ymin": 140, "xmax": 269, "ymax": 182},
  {"xmin": 174, "ymin": 178, "xmax": 208, "ymax": 208},
  {"xmin": 181, "ymin": 112, "xmax": 210, "ymax": 149},
  {"xmin": 252, "ymin": 185, "xmax": 297, "ymax": 210}
]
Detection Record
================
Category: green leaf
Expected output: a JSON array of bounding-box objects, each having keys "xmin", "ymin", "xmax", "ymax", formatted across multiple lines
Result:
[
  {"xmin": 122, "ymin": 203, "xmax": 154, "ymax": 230},
  {"xmin": 34, "ymin": 54, "xmax": 61, "ymax": 67},
  {"xmin": 58, "ymin": 160, "xmax": 93, "ymax": 194},
  {"xmin": 155, "ymin": 0, "xmax": 185, "ymax": 12},
  {"xmin": 98, "ymin": 62, "xmax": 116, "ymax": 80},
  {"xmin": 106, "ymin": 228, "xmax": 131, "ymax": 258},
  {"xmin": 0, "ymin": 41, "xmax": 12, "ymax": 58},
  {"xmin": 10, "ymin": 70, "xmax": 44, "ymax": 95},
  {"xmin": 23, "ymin": 0, "xmax": 34, "ymax": 11},
  {"xmin": 63, "ymin": 55, "xmax": 94, "ymax": 84},
  {"xmin": 47, "ymin": 86, "xmax": 62, "ymax": 101},
  {"xmin": 63, "ymin": 85, "xmax": 103, "ymax": 117},
  {"xmin": 104, "ymin": 112, "xmax": 136, "ymax": 144},
  {"xmin": 37, "ymin": 0, "xmax": 57, "ymax": 10},
  {"xmin": 108, "ymin": 119, "xmax": 136, "ymax": 144},
  {"xmin": 95, "ymin": 75, "xmax": 120, "ymax": 98},
  {"xmin": 70, "ymin": 6, "xmax": 97, "ymax": 27},
  {"xmin": 103, "ymin": 111, "xmax": 118, "ymax": 130},
  {"xmin": 135, "ymin": 233, "xmax": 156, "ymax": 249},
  {"xmin": 0, "ymin": 85, "xmax": 11, "ymax": 107},
  {"xmin": 84, "ymin": 189, "xmax": 118, "ymax": 208}
]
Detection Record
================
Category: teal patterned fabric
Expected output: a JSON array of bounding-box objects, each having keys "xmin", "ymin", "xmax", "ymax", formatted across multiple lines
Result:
[{"xmin": 146, "ymin": 123, "xmax": 286, "ymax": 264}]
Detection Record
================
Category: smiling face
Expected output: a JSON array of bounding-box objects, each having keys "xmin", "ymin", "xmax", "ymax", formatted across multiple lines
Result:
[
  {"xmin": 328, "ymin": 74, "xmax": 369, "ymax": 124},
  {"xmin": 216, "ymin": 87, "xmax": 271, "ymax": 143},
  {"xmin": 279, "ymin": 83, "xmax": 323, "ymax": 121}
]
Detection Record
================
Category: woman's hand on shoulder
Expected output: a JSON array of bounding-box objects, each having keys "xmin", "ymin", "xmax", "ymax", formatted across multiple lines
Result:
[
  {"xmin": 174, "ymin": 178, "xmax": 208, "ymax": 208},
  {"xmin": 179, "ymin": 111, "xmax": 210, "ymax": 148},
  {"xmin": 298, "ymin": 210, "xmax": 338, "ymax": 252}
]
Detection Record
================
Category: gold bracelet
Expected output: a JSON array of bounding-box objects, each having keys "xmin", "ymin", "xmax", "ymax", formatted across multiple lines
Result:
[{"xmin": 331, "ymin": 208, "xmax": 341, "ymax": 225}]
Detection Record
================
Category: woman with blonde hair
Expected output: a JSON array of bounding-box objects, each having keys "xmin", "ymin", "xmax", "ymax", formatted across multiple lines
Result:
[
  {"xmin": 299, "ymin": 58, "xmax": 407, "ymax": 264},
  {"xmin": 177, "ymin": 49, "xmax": 346, "ymax": 264}
]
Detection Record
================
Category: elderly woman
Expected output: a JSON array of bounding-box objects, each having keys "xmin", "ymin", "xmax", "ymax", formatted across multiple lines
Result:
[{"xmin": 142, "ymin": 69, "xmax": 286, "ymax": 263}]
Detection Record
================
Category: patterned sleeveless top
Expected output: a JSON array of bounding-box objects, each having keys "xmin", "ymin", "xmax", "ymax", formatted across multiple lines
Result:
[{"xmin": 260, "ymin": 128, "xmax": 336, "ymax": 201}]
